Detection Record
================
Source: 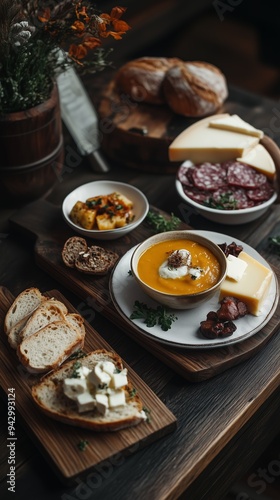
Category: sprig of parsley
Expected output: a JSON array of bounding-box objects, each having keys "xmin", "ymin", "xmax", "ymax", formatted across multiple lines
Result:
[
  {"xmin": 130, "ymin": 300, "xmax": 177, "ymax": 331},
  {"xmin": 204, "ymin": 192, "xmax": 238, "ymax": 210},
  {"xmin": 145, "ymin": 211, "xmax": 181, "ymax": 233}
]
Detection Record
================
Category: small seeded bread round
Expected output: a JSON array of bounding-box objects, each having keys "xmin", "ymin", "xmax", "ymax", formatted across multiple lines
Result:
[
  {"xmin": 74, "ymin": 245, "xmax": 119, "ymax": 275},
  {"xmin": 62, "ymin": 237, "xmax": 88, "ymax": 268},
  {"xmin": 31, "ymin": 350, "xmax": 145, "ymax": 431}
]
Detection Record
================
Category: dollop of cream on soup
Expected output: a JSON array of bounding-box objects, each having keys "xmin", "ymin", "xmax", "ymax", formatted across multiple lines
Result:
[{"xmin": 137, "ymin": 239, "xmax": 221, "ymax": 295}]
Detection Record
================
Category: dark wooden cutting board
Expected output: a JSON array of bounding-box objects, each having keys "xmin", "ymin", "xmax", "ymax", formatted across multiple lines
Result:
[
  {"xmin": 9, "ymin": 199, "xmax": 280, "ymax": 382},
  {"xmin": 0, "ymin": 286, "xmax": 177, "ymax": 484}
]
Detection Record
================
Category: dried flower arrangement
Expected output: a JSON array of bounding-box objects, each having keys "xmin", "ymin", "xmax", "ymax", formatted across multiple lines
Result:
[{"xmin": 0, "ymin": 0, "xmax": 130, "ymax": 113}]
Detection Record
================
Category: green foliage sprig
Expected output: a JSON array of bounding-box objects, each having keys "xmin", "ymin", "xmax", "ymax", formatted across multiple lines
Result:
[
  {"xmin": 145, "ymin": 211, "xmax": 181, "ymax": 233},
  {"xmin": 130, "ymin": 300, "xmax": 177, "ymax": 331}
]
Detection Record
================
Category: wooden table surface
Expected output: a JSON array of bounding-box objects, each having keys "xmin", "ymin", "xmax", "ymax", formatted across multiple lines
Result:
[{"xmin": 1, "ymin": 78, "xmax": 280, "ymax": 500}]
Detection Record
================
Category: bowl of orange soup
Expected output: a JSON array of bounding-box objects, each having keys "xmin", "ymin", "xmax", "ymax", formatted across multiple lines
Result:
[{"xmin": 130, "ymin": 230, "xmax": 227, "ymax": 310}]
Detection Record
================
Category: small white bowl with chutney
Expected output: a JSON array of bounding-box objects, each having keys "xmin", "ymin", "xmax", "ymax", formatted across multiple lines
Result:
[{"xmin": 130, "ymin": 230, "xmax": 227, "ymax": 310}]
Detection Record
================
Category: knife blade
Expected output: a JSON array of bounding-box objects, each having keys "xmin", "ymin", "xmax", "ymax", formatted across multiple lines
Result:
[{"xmin": 56, "ymin": 63, "xmax": 110, "ymax": 173}]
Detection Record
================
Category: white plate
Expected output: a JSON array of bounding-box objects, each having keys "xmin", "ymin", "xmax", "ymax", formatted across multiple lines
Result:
[{"xmin": 109, "ymin": 230, "xmax": 279, "ymax": 349}]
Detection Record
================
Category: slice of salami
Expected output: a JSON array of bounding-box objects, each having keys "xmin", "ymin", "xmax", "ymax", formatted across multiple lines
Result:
[
  {"xmin": 192, "ymin": 163, "xmax": 227, "ymax": 192},
  {"xmin": 183, "ymin": 187, "xmax": 209, "ymax": 204},
  {"xmin": 177, "ymin": 165, "xmax": 195, "ymax": 187},
  {"xmin": 247, "ymin": 182, "xmax": 275, "ymax": 201},
  {"xmin": 227, "ymin": 162, "xmax": 267, "ymax": 188}
]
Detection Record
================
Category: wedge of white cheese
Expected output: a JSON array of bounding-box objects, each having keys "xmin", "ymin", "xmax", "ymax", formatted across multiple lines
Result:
[
  {"xmin": 169, "ymin": 114, "xmax": 259, "ymax": 163},
  {"xmin": 208, "ymin": 114, "xmax": 264, "ymax": 138},
  {"xmin": 237, "ymin": 144, "xmax": 276, "ymax": 180}
]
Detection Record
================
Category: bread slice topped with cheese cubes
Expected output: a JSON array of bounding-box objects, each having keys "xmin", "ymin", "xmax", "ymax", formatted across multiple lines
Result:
[
  {"xmin": 31, "ymin": 350, "xmax": 147, "ymax": 431},
  {"xmin": 4, "ymin": 288, "xmax": 86, "ymax": 373}
]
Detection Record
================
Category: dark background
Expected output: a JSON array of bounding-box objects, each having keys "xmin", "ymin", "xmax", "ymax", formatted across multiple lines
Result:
[{"xmin": 102, "ymin": 0, "xmax": 280, "ymax": 99}]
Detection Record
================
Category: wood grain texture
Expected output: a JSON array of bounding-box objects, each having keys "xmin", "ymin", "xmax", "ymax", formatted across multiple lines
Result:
[
  {"xmin": 9, "ymin": 199, "xmax": 280, "ymax": 381},
  {"xmin": 0, "ymin": 286, "xmax": 177, "ymax": 484}
]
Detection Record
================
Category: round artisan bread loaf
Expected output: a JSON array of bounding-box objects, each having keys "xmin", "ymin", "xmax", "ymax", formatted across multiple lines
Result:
[
  {"xmin": 162, "ymin": 60, "xmax": 228, "ymax": 117},
  {"xmin": 114, "ymin": 56, "xmax": 182, "ymax": 104}
]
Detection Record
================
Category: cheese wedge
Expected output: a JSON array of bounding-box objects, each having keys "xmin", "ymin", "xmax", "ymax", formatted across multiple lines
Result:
[
  {"xmin": 169, "ymin": 114, "xmax": 259, "ymax": 163},
  {"xmin": 237, "ymin": 144, "xmax": 276, "ymax": 180},
  {"xmin": 219, "ymin": 251, "xmax": 273, "ymax": 316},
  {"xmin": 209, "ymin": 114, "xmax": 264, "ymax": 138}
]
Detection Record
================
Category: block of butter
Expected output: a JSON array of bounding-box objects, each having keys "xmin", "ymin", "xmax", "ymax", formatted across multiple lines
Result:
[
  {"xmin": 169, "ymin": 114, "xmax": 259, "ymax": 163},
  {"xmin": 219, "ymin": 251, "xmax": 273, "ymax": 316}
]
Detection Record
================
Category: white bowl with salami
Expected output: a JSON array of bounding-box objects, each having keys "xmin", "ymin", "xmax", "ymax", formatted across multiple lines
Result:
[
  {"xmin": 175, "ymin": 160, "xmax": 278, "ymax": 225},
  {"xmin": 62, "ymin": 180, "xmax": 149, "ymax": 240}
]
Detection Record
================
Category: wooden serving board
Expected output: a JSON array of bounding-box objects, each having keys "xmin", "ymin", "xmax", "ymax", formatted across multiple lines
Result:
[
  {"xmin": 9, "ymin": 199, "xmax": 280, "ymax": 382},
  {"xmin": 0, "ymin": 286, "xmax": 177, "ymax": 484},
  {"xmin": 98, "ymin": 81, "xmax": 280, "ymax": 175}
]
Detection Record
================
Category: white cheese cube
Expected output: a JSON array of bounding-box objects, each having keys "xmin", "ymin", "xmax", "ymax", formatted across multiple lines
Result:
[
  {"xmin": 110, "ymin": 369, "xmax": 128, "ymax": 390},
  {"xmin": 101, "ymin": 361, "xmax": 116, "ymax": 376},
  {"xmin": 76, "ymin": 392, "xmax": 96, "ymax": 413},
  {"xmin": 63, "ymin": 378, "xmax": 88, "ymax": 400},
  {"xmin": 220, "ymin": 251, "xmax": 273, "ymax": 316},
  {"xmin": 108, "ymin": 389, "xmax": 126, "ymax": 408},
  {"xmin": 88, "ymin": 362, "xmax": 111, "ymax": 387},
  {"xmin": 95, "ymin": 394, "xmax": 109, "ymax": 415},
  {"xmin": 226, "ymin": 254, "xmax": 248, "ymax": 282},
  {"xmin": 77, "ymin": 365, "xmax": 91, "ymax": 378}
]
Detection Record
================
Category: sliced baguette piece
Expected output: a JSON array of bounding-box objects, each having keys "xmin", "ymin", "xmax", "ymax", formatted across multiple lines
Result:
[
  {"xmin": 31, "ymin": 350, "xmax": 145, "ymax": 431},
  {"xmin": 17, "ymin": 320, "xmax": 85, "ymax": 374},
  {"xmin": 74, "ymin": 245, "xmax": 119, "ymax": 275},
  {"xmin": 65, "ymin": 313, "xmax": 86, "ymax": 338},
  {"xmin": 4, "ymin": 287, "xmax": 46, "ymax": 334},
  {"xmin": 7, "ymin": 315, "xmax": 31, "ymax": 350},
  {"xmin": 19, "ymin": 299, "xmax": 68, "ymax": 343},
  {"xmin": 62, "ymin": 237, "xmax": 88, "ymax": 268}
]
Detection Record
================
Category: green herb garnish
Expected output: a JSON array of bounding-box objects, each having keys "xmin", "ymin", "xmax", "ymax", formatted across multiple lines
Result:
[
  {"xmin": 77, "ymin": 440, "xmax": 89, "ymax": 451},
  {"xmin": 68, "ymin": 350, "xmax": 86, "ymax": 361},
  {"xmin": 268, "ymin": 236, "xmax": 280, "ymax": 254},
  {"xmin": 204, "ymin": 193, "xmax": 238, "ymax": 210},
  {"xmin": 129, "ymin": 388, "xmax": 137, "ymax": 398},
  {"xmin": 142, "ymin": 407, "xmax": 151, "ymax": 423},
  {"xmin": 71, "ymin": 361, "xmax": 82, "ymax": 378},
  {"xmin": 145, "ymin": 211, "xmax": 181, "ymax": 233},
  {"xmin": 130, "ymin": 300, "xmax": 177, "ymax": 331}
]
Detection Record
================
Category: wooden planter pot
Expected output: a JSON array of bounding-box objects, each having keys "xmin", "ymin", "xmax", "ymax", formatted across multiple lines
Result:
[{"xmin": 0, "ymin": 85, "xmax": 64, "ymax": 205}]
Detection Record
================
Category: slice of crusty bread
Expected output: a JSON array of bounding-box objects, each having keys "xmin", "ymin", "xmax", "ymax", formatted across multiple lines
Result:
[
  {"xmin": 65, "ymin": 313, "xmax": 86, "ymax": 337},
  {"xmin": 17, "ymin": 320, "xmax": 85, "ymax": 374},
  {"xmin": 7, "ymin": 315, "xmax": 31, "ymax": 350},
  {"xmin": 19, "ymin": 299, "xmax": 68, "ymax": 343},
  {"xmin": 74, "ymin": 245, "xmax": 119, "ymax": 275},
  {"xmin": 62, "ymin": 237, "xmax": 88, "ymax": 268},
  {"xmin": 4, "ymin": 287, "xmax": 46, "ymax": 334},
  {"xmin": 31, "ymin": 350, "xmax": 145, "ymax": 431}
]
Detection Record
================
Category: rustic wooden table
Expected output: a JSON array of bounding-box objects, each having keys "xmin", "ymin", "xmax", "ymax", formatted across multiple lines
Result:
[{"xmin": 1, "ymin": 81, "xmax": 280, "ymax": 500}]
